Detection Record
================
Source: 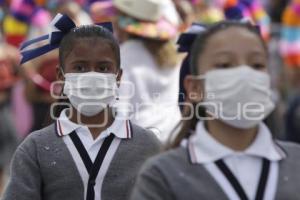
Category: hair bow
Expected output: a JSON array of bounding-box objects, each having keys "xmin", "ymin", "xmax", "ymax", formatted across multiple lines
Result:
[
  {"xmin": 20, "ymin": 13, "xmax": 113, "ymax": 64},
  {"xmin": 177, "ymin": 23, "xmax": 207, "ymax": 53}
]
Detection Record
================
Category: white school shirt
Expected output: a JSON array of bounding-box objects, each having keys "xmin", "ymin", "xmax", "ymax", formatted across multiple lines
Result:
[
  {"xmin": 118, "ymin": 39, "xmax": 181, "ymax": 142},
  {"xmin": 185, "ymin": 121, "xmax": 286, "ymax": 200},
  {"xmin": 56, "ymin": 109, "xmax": 132, "ymax": 200}
]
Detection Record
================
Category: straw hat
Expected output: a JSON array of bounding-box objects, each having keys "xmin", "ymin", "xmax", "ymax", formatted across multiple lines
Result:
[
  {"xmin": 113, "ymin": 0, "xmax": 161, "ymax": 21},
  {"xmin": 113, "ymin": 0, "xmax": 178, "ymax": 40}
]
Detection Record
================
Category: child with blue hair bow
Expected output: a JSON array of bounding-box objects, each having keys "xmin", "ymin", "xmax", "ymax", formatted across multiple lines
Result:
[{"xmin": 2, "ymin": 13, "xmax": 160, "ymax": 200}]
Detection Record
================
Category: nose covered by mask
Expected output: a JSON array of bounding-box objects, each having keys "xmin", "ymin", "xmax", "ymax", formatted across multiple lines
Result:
[
  {"xmin": 63, "ymin": 72, "xmax": 118, "ymax": 117},
  {"xmin": 200, "ymin": 65, "xmax": 275, "ymax": 129}
]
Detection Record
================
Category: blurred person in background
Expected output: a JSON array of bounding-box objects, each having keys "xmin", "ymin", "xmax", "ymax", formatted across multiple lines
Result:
[
  {"xmin": 113, "ymin": 0, "xmax": 182, "ymax": 142},
  {"xmin": 1, "ymin": 1, "xmax": 31, "ymax": 139},
  {"xmin": 3, "ymin": 0, "xmax": 53, "ymax": 137},
  {"xmin": 0, "ymin": 42, "xmax": 19, "ymax": 195},
  {"xmin": 20, "ymin": 7, "xmax": 57, "ymax": 133},
  {"xmin": 280, "ymin": 0, "xmax": 300, "ymax": 143},
  {"xmin": 22, "ymin": 51, "xmax": 59, "ymax": 132}
]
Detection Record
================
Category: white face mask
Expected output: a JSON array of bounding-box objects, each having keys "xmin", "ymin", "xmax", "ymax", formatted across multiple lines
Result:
[
  {"xmin": 63, "ymin": 72, "xmax": 118, "ymax": 117},
  {"xmin": 199, "ymin": 65, "xmax": 275, "ymax": 129}
]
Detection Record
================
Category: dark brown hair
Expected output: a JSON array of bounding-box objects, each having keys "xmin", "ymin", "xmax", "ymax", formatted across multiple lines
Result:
[{"xmin": 59, "ymin": 24, "xmax": 120, "ymax": 68}]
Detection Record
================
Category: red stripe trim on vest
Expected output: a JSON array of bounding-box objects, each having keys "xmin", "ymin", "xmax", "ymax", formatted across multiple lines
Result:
[
  {"xmin": 126, "ymin": 120, "xmax": 129, "ymax": 138},
  {"xmin": 57, "ymin": 120, "xmax": 63, "ymax": 137}
]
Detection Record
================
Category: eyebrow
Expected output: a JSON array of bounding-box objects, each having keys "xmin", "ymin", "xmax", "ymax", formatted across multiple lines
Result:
[
  {"xmin": 212, "ymin": 50, "xmax": 266, "ymax": 57},
  {"xmin": 70, "ymin": 60, "xmax": 114, "ymax": 65},
  {"xmin": 212, "ymin": 51, "xmax": 232, "ymax": 56}
]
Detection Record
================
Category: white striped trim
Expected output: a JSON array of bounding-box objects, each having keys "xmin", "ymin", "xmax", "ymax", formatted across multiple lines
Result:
[
  {"xmin": 188, "ymin": 140, "xmax": 197, "ymax": 164},
  {"xmin": 97, "ymin": 137, "xmax": 121, "ymax": 199},
  {"xmin": 204, "ymin": 160, "xmax": 279, "ymax": 200},
  {"xmin": 126, "ymin": 120, "xmax": 132, "ymax": 138},
  {"xmin": 263, "ymin": 161, "xmax": 279, "ymax": 200},
  {"xmin": 56, "ymin": 120, "xmax": 63, "ymax": 137},
  {"xmin": 204, "ymin": 163, "xmax": 240, "ymax": 200},
  {"xmin": 63, "ymin": 135, "xmax": 121, "ymax": 200}
]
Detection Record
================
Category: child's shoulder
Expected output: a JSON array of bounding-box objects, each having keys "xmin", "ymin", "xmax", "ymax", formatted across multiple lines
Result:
[
  {"xmin": 276, "ymin": 140, "xmax": 300, "ymax": 159},
  {"xmin": 141, "ymin": 146, "xmax": 188, "ymax": 171},
  {"xmin": 19, "ymin": 123, "xmax": 58, "ymax": 151},
  {"xmin": 123, "ymin": 122, "xmax": 161, "ymax": 155},
  {"xmin": 130, "ymin": 122, "xmax": 160, "ymax": 145},
  {"xmin": 26, "ymin": 123, "xmax": 57, "ymax": 141}
]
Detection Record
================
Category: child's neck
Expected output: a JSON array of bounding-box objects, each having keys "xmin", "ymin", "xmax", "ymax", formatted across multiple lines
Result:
[
  {"xmin": 69, "ymin": 107, "xmax": 114, "ymax": 140},
  {"xmin": 205, "ymin": 119, "xmax": 258, "ymax": 151}
]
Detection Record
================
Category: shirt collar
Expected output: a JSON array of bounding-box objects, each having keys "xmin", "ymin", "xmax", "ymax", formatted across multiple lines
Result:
[
  {"xmin": 187, "ymin": 121, "xmax": 286, "ymax": 164},
  {"xmin": 55, "ymin": 109, "xmax": 132, "ymax": 139}
]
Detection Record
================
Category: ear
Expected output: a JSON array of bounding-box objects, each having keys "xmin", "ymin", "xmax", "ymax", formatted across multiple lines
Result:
[
  {"xmin": 116, "ymin": 69, "xmax": 123, "ymax": 87},
  {"xmin": 56, "ymin": 66, "xmax": 64, "ymax": 81},
  {"xmin": 184, "ymin": 75, "xmax": 204, "ymax": 103}
]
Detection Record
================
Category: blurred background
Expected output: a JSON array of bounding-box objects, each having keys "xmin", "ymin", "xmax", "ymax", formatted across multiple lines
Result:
[{"xmin": 0, "ymin": 0, "xmax": 299, "ymax": 195}]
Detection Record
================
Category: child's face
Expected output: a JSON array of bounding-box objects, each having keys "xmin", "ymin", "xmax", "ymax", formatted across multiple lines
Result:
[
  {"xmin": 61, "ymin": 38, "xmax": 119, "ymax": 74},
  {"xmin": 197, "ymin": 27, "xmax": 268, "ymax": 75},
  {"xmin": 185, "ymin": 27, "xmax": 268, "ymax": 103}
]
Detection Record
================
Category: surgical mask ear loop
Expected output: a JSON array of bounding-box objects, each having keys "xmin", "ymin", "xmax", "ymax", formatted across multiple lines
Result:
[
  {"xmin": 116, "ymin": 71, "xmax": 120, "ymax": 101},
  {"xmin": 59, "ymin": 67, "xmax": 67, "ymax": 98},
  {"xmin": 115, "ymin": 70, "xmax": 122, "ymax": 101},
  {"xmin": 193, "ymin": 74, "xmax": 206, "ymax": 80},
  {"xmin": 60, "ymin": 67, "xmax": 66, "ymax": 78}
]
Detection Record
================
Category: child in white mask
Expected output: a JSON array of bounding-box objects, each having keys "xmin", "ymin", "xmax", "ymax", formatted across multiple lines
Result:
[
  {"xmin": 130, "ymin": 21, "xmax": 300, "ymax": 200},
  {"xmin": 3, "ymin": 14, "xmax": 160, "ymax": 200}
]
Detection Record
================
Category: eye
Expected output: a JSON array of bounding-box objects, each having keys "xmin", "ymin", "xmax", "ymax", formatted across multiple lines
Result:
[
  {"xmin": 215, "ymin": 63, "xmax": 232, "ymax": 69},
  {"xmin": 252, "ymin": 63, "xmax": 266, "ymax": 70},
  {"xmin": 73, "ymin": 64, "xmax": 87, "ymax": 72},
  {"xmin": 99, "ymin": 65, "xmax": 109, "ymax": 72},
  {"xmin": 96, "ymin": 64, "xmax": 113, "ymax": 73}
]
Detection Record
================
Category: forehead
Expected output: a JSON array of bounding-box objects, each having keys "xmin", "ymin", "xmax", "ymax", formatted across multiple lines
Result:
[
  {"xmin": 66, "ymin": 38, "xmax": 115, "ymax": 61},
  {"xmin": 204, "ymin": 27, "xmax": 266, "ymax": 56}
]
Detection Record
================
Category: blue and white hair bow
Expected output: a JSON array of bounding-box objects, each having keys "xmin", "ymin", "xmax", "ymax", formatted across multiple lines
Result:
[
  {"xmin": 20, "ymin": 13, "xmax": 113, "ymax": 64},
  {"xmin": 177, "ymin": 23, "xmax": 207, "ymax": 53}
]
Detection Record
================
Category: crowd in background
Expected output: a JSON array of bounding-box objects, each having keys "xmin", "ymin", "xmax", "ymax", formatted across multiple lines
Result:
[{"xmin": 0, "ymin": 0, "xmax": 299, "ymax": 196}]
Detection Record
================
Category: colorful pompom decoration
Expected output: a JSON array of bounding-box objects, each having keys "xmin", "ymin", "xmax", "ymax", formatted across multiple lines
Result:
[
  {"xmin": 222, "ymin": 0, "xmax": 271, "ymax": 40},
  {"xmin": 10, "ymin": 0, "xmax": 37, "ymax": 23},
  {"xmin": 193, "ymin": 0, "xmax": 225, "ymax": 24},
  {"xmin": 280, "ymin": 0, "xmax": 300, "ymax": 67},
  {"xmin": 90, "ymin": 1, "xmax": 116, "ymax": 23},
  {"xmin": 3, "ymin": 14, "xmax": 28, "ymax": 47}
]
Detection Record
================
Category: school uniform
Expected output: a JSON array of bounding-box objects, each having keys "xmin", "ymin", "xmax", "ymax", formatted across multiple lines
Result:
[
  {"xmin": 131, "ymin": 121, "xmax": 300, "ymax": 200},
  {"xmin": 3, "ymin": 108, "xmax": 160, "ymax": 200}
]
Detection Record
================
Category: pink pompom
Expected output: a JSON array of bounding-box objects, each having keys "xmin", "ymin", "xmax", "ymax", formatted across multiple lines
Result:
[
  {"xmin": 31, "ymin": 9, "xmax": 51, "ymax": 28},
  {"xmin": 292, "ymin": 2, "xmax": 300, "ymax": 16}
]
